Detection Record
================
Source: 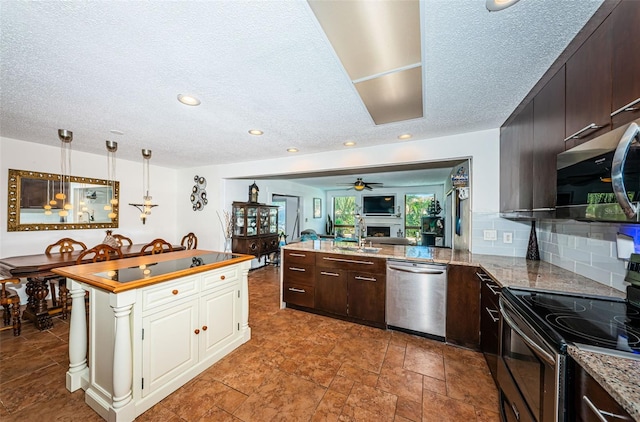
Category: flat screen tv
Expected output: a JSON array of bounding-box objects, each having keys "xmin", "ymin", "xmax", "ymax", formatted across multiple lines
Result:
[{"xmin": 362, "ymin": 195, "xmax": 396, "ymax": 216}]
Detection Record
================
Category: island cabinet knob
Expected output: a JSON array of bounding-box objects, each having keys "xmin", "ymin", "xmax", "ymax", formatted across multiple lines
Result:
[
  {"xmin": 172, "ymin": 289, "xmax": 179, "ymax": 295},
  {"xmin": 194, "ymin": 329, "xmax": 200, "ymax": 335},
  {"xmin": 202, "ymin": 326, "xmax": 208, "ymax": 331},
  {"xmin": 220, "ymin": 275, "xmax": 225, "ymax": 280}
]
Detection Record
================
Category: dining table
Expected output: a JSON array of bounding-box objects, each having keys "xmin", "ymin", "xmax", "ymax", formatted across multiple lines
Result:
[{"xmin": 0, "ymin": 243, "xmax": 185, "ymax": 330}]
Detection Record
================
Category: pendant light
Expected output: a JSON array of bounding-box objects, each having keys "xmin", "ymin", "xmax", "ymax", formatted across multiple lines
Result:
[
  {"xmin": 129, "ymin": 149, "xmax": 158, "ymax": 224},
  {"xmin": 56, "ymin": 129, "xmax": 73, "ymax": 219},
  {"xmin": 105, "ymin": 140, "xmax": 118, "ymax": 220}
]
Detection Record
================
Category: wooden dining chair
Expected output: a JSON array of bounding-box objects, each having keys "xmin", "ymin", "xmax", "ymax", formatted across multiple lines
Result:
[
  {"xmin": 180, "ymin": 232, "xmax": 198, "ymax": 250},
  {"xmin": 44, "ymin": 238, "xmax": 88, "ymax": 316},
  {"xmin": 112, "ymin": 234, "xmax": 133, "ymax": 247},
  {"xmin": 140, "ymin": 238, "xmax": 174, "ymax": 255},
  {"xmin": 76, "ymin": 244, "xmax": 124, "ymax": 264},
  {"xmin": 1, "ymin": 278, "xmax": 21, "ymax": 336}
]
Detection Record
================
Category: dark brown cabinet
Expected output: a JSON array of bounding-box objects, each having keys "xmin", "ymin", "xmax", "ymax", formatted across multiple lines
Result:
[
  {"xmin": 446, "ymin": 264, "xmax": 480, "ymax": 350},
  {"xmin": 283, "ymin": 249, "xmax": 386, "ymax": 327},
  {"xmin": 500, "ymin": 101, "xmax": 534, "ymax": 213},
  {"xmin": 611, "ymin": 0, "xmax": 640, "ymax": 128},
  {"xmin": 532, "ymin": 67, "xmax": 565, "ymax": 210},
  {"xmin": 569, "ymin": 359, "xmax": 632, "ymax": 422},
  {"xmin": 231, "ymin": 201, "xmax": 279, "ymax": 259},
  {"xmin": 565, "ymin": 16, "xmax": 612, "ymax": 149},
  {"xmin": 479, "ymin": 270, "xmax": 501, "ymax": 382},
  {"xmin": 282, "ymin": 249, "xmax": 316, "ymax": 308}
]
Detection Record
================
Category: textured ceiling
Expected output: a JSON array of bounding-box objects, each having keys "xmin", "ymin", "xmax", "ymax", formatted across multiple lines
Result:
[{"xmin": 0, "ymin": 0, "xmax": 603, "ymax": 182}]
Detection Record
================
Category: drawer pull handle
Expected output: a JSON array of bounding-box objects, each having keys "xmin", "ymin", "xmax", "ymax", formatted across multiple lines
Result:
[
  {"xmin": 288, "ymin": 287, "xmax": 306, "ymax": 293},
  {"xmin": 194, "ymin": 329, "xmax": 200, "ymax": 335},
  {"xmin": 354, "ymin": 276, "xmax": 376, "ymax": 282},
  {"xmin": 172, "ymin": 289, "xmax": 179, "ymax": 295},
  {"xmin": 320, "ymin": 271, "xmax": 340, "ymax": 277},
  {"xmin": 202, "ymin": 326, "xmax": 208, "ymax": 331},
  {"xmin": 485, "ymin": 307, "xmax": 499, "ymax": 323},
  {"xmin": 288, "ymin": 267, "xmax": 306, "ymax": 272},
  {"xmin": 475, "ymin": 272, "xmax": 492, "ymax": 282},
  {"xmin": 582, "ymin": 395, "xmax": 631, "ymax": 421},
  {"xmin": 323, "ymin": 257, "xmax": 374, "ymax": 265},
  {"xmin": 289, "ymin": 253, "xmax": 306, "ymax": 257},
  {"xmin": 220, "ymin": 275, "xmax": 225, "ymax": 280},
  {"xmin": 563, "ymin": 122, "xmax": 603, "ymax": 142},
  {"xmin": 611, "ymin": 97, "xmax": 640, "ymax": 117},
  {"xmin": 487, "ymin": 284, "xmax": 500, "ymax": 296}
]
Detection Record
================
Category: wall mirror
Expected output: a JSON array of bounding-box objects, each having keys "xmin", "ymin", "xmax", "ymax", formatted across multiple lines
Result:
[{"xmin": 7, "ymin": 169, "xmax": 119, "ymax": 231}]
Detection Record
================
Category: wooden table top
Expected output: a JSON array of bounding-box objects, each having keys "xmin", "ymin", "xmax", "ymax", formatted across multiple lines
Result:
[
  {"xmin": 51, "ymin": 249, "xmax": 254, "ymax": 293},
  {"xmin": 0, "ymin": 243, "xmax": 186, "ymax": 278}
]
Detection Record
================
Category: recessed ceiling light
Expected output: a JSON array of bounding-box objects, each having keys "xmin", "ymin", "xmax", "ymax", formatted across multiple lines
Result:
[
  {"xmin": 109, "ymin": 130, "xmax": 124, "ymax": 136},
  {"xmin": 486, "ymin": 0, "xmax": 521, "ymax": 12},
  {"xmin": 343, "ymin": 141, "xmax": 356, "ymax": 147},
  {"xmin": 398, "ymin": 133, "xmax": 412, "ymax": 140},
  {"xmin": 287, "ymin": 148, "xmax": 299, "ymax": 153},
  {"xmin": 177, "ymin": 94, "xmax": 201, "ymax": 106},
  {"xmin": 248, "ymin": 129, "xmax": 264, "ymax": 136}
]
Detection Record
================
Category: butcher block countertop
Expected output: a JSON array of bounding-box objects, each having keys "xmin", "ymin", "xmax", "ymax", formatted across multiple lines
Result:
[{"xmin": 283, "ymin": 240, "xmax": 638, "ymax": 419}]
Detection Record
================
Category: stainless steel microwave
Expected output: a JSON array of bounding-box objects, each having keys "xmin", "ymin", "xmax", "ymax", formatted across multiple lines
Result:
[{"xmin": 556, "ymin": 118, "xmax": 639, "ymax": 223}]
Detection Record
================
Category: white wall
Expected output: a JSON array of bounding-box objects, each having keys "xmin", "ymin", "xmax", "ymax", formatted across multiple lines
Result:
[{"xmin": 1, "ymin": 137, "xmax": 179, "ymax": 258}]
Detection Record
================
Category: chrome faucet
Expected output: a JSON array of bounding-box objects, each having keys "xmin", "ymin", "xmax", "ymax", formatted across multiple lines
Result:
[{"xmin": 357, "ymin": 215, "xmax": 366, "ymax": 248}]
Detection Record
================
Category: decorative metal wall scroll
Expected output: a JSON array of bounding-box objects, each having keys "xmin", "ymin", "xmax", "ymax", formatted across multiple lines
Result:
[{"xmin": 191, "ymin": 175, "xmax": 208, "ymax": 211}]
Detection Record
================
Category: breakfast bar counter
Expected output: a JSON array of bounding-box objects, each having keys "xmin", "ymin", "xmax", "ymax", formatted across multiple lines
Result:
[{"xmin": 51, "ymin": 249, "xmax": 253, "ymax": 422}]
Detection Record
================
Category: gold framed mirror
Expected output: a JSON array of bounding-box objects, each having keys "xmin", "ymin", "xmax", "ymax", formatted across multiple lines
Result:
[{"xmin": 7, "ymin": 169, "xmax": 119, "ymax": 231}]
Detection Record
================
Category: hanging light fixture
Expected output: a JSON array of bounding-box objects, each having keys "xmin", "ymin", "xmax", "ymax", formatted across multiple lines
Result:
[
  {"xmin": 129, "ymin": 149, "xmax": 158, "ymax": 224},
  {"xmin": 105, "ymin": 140, "xmax": 118, "ymax": 220},
  {"xmin": 56, "ymin": 129, "xmax": 73, "ymax": 219}
]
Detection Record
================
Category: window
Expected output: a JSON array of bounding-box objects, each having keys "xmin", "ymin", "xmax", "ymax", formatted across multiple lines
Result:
[
  {"xmin": 333, "ymin": 196, "xmax": 356, "ymax": 238},
  {"xmin": 405, "ymin": 194, "xmax": 434, "ymax": 241}
]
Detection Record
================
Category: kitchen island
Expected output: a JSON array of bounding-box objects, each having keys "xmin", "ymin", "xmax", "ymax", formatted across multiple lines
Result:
[{"xmin": 51, "ymin": 249, "xmax": 253, "ymax": 422}]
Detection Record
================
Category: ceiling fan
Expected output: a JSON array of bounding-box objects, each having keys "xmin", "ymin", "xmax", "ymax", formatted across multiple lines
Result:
[{"xmin": 338, "ymin": 178, "xmax": 383, "ymax": 191}]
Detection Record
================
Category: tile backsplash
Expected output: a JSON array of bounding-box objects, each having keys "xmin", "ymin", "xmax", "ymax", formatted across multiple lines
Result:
[{"xmin": 471, "ymin": 213, "xmax": 640, "ymax": 292}]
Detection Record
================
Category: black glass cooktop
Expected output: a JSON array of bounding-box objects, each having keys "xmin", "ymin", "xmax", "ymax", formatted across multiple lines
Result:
[
  {"xmin": 504, "ymin": 287, "xmax": 640, "ymax": 359},
  {"xmin": 93, "ymin": 252, "xmax": 241, "ymax": 283}
]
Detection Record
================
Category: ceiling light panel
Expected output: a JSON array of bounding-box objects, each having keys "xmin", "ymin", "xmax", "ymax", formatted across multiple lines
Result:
[
  {"xmin": 355, "ymin": 67, "xmax": 423, "ymax": 125},
  {"xmin": 308, "ymin": 0, "xmax": 421, "ymax": 81}
]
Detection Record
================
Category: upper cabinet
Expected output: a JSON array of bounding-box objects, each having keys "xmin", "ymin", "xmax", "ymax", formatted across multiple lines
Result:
[
  {"xmin": 565, "ymin": 17, "xmax": 612, "ymax": 149},
  {"xmin": 500, "ymin": 102, "xmax": 533, "ymax": 213},
  {"xmin": 532, "ymin": 67, "xmax": 565, "ymax": 210},
  {"xmin": 611, "ymin": 0, "xmax": 640, "ymax": 128}
]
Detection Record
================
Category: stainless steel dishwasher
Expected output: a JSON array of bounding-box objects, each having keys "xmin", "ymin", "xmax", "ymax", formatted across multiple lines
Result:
[{"xmin": 386, "ymin": 260, "xmax": 447, "ymax": 340}]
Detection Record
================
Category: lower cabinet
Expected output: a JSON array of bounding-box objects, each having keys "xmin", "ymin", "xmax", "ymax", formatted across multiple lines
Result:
[
  {"xmin": 479, "ymin": 270, "xmax": 501, "ymax": 382},
  {"xmin": 282, "ymin": 249, "xmax": 386, "ymax": 327},
  {"xmin": 569, "ymin": 358, "xmax": 632, "ymax": 422},
  {"xmin": 446, "ymin": 264, "xmax": 481, "ymax": 350}
]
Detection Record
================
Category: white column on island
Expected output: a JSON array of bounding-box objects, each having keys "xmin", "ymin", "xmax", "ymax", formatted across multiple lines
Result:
[
  {"xmin": 108, "ymin": 290, "xmax": 136, "ymax": 422},
  {"xmin": 67, "ymin": 279, "xmax": 88, "ymax": 392},
  {"xmin": 240, "ymin": 265, "xmax": 250, "ymax": 339}
]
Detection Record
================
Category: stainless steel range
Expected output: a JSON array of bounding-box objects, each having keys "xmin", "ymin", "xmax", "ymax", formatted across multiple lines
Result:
[{"xmin": 498, "ymin": 287, "xmax": 639, "ymax": 422}]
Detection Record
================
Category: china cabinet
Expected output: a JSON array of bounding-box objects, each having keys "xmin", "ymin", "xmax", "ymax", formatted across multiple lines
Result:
[{"xmin": 231, "ymin": 201, "xmax": 279, "ymax": 259}]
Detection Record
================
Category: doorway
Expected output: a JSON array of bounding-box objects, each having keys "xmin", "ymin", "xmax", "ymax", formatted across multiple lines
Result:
[{"xmin": 272, "ymin": 194, "xmax": 301, "ymax": 243}]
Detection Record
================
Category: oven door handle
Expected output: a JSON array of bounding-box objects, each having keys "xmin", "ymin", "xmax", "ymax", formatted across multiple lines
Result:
[{"xmin": 499, "ymin": 301, "xmax": 556, "ymax": 366}]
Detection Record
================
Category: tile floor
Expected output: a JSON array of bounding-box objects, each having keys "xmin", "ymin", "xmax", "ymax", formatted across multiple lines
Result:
[{"xmin": 0, "ymin": 266, "xmax": 500, "ymax": 421}]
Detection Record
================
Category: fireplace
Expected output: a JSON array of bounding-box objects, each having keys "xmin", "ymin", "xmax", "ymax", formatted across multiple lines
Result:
[{"xmin": 367, "ymin": 226, "xmax": 390, "ymax": 237}]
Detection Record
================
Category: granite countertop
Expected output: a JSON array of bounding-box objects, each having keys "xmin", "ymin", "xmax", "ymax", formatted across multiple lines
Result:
[
  {"xmin": 282, "ymin": 240, "xmax": 636, "ymax": 417},
  {"xmin": 568, "ymin": 345, "xmax": 640, "ymax": 421}
]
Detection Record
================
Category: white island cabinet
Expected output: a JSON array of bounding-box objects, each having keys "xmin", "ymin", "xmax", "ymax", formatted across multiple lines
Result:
[{"xmin": 52, "ymin": 250, "xmax": 253, "ymax": 422}]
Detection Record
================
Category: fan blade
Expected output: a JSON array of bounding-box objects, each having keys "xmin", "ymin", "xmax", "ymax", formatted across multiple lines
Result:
[{"xmin": 364, "ymin": 185, "xmax": 373, "ymax": 190}]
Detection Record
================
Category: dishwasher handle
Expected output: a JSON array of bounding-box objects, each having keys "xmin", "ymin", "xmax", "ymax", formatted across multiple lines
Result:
[{"xmin": 387, "ymin": 265, "xmax": 444, "ymax": 275}]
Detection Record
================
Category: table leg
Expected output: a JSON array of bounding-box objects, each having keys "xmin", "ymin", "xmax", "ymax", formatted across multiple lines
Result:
[{"xmin": 22, "ymin": 277, "xmax": 52, "ymax": 330}]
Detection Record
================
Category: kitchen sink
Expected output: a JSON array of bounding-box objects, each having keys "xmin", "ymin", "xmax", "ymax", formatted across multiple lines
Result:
[{"xmin": 334, "ymin": 245, "xmax": 381, "ymax": 253}]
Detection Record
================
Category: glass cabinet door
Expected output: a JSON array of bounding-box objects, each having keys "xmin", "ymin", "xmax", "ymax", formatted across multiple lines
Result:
[
  {"xmin": 268, "ymin": 207, "xmax": 278, "ymax": 234},
  {"xmin": 246, "ymin": 206, "xmax": 258, "ymax": 236},
  {"xmin": 259, "ymin": 207, "xmax": 269, "ymax": 235},
  {"xmin": 233, "ymin": 206, "xmax": 246, "ymax": 237}
]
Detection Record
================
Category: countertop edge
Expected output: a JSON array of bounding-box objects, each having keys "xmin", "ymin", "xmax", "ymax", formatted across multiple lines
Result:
[{"xmin": 568, "ymin": 345, "xmax": 640, "ymax": 421}]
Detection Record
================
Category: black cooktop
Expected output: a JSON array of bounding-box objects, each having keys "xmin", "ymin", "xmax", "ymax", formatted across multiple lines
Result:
[
  {"xmin": 503, "ymin": 287, "xmax": 640, "ymax": 359},
  {"xmin": 93, "ymin": 252, "xmax": 240, "ymax": 283}
]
